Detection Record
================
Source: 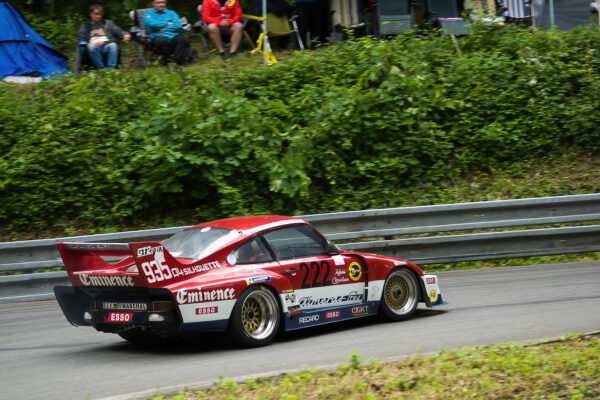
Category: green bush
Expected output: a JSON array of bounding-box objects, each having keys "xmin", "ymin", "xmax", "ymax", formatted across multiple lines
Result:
[{"xmin": 1, "ymin": 23, "xmax": 599, "ymax": 233}]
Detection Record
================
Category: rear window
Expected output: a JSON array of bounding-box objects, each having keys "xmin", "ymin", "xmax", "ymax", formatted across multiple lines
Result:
[{"xmin": 163, "ymin": 227, "xmax": 240, "ymax": 260}]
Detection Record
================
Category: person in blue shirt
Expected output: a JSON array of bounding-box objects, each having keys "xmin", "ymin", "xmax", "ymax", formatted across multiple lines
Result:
[{"xmin": 143, "ymin": 0, "xmax": 195, "ymax": 65}]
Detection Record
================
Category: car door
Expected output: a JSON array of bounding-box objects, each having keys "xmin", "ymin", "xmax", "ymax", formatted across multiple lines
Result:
[{"xmin": 261, "ymin": 224, "xmax": 366, "ymax": 312}]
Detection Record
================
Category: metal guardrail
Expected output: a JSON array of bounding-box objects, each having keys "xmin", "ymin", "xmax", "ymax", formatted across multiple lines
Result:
[{"xmin": 1, "ymin": 193, "xmax": 599, "ymax": 303}]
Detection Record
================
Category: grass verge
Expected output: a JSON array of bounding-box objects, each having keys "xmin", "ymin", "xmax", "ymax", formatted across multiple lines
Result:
[{"xmin": 148, "ymin": 333, "xmax": 600, "ymax": 400}]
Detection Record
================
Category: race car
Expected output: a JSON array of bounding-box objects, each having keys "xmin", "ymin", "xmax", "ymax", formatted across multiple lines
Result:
[{"xmin": 54, "ymin": 216, "xmax": 446, "ymax": 347}]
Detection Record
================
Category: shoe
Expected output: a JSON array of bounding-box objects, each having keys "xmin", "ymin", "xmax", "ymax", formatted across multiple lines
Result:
[{"xmin": 219, "ymin": 52, "xmax": 228, "ymax": 60}]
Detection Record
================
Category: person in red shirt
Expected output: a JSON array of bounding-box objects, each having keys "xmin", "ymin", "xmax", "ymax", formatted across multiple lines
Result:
[{"xmin": 202, "ymin": 0, "xmax": 243, "ymax": 58}]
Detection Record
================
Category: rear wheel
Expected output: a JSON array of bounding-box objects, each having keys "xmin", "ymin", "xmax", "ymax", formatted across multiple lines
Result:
[
  {"xmin": 228, "ymin": 286, "xmax": 280, "ymax": 347},
  {"xmin": 379, "ymin": 269, "xmax": 419, "ymax": 321}
]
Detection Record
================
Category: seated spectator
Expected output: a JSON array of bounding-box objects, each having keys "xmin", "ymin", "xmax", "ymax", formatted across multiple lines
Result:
[
  {"xmin": 143, "ymin": 0, "xmax": 196, "ymax": 65},
  {"xmin": 202, "ymin": 0, "xmax": 243, "ymax": 58},
  {"xmin": 77, "ymin": 4, "xmax": 130, "ymax": 69}
]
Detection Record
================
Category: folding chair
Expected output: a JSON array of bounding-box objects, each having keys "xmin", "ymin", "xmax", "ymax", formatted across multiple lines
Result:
[
  {"xmin": 129, "ymin": 8, "xmax": 193, "ymax": 67},
  {"xmin": 194, "ymin": 4, "xmax": 257, "ymax": 55},
  {"xmin": 73, "ymin": 42, "xmax": 122, "ymax": 74},
  {"xmin": 244, "ymin": 12, "xmax": 304, "ymax": 49},
  {"xmin": 330, "ymin": 0, "xmax": 366, "ymax": 42},
  {"xmin": 374, "ymin": 0, "xmax": 413, "ymax": 37}
]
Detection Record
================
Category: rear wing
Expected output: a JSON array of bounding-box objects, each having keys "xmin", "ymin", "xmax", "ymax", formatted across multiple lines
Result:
[{"xmin": 57, "ymin": 242, "xmax": 223, "ymax": 288}]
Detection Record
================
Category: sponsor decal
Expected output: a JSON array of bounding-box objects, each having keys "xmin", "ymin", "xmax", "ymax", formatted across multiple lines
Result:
[
  {"xmin": 177, "ymin": 287, "xmax": 236, "ymax": 304},
  {"xmin": 282, "ymin": 289, "xmax": 294, "ymax": 293},
  {"xmin": 426, "ymin": 277, "xmax": 436, "ymax": 285},
  {"xmin": 429, "ymin": 289, "xmax": 439, "ymax": 302},
  {"xmin": 288, "ymin": 305, "xmax": 301, "ymax": 315},
  {"xmin": 351, "ymin": 305, "xmax": 369, "ymax": 316},
  {"xmin": 325, "ymin": 310, "xmax": 341, "ymax": 319},
  {"xmin": 298, "ymin": 291, "xmax": 363, "ymax": 307},
  {"xmin": 394, "ymin": 261, "xmax": 408, "ymax": 266},
  {"xmin": 196, "ymin": 306, "xmax": 218, "ymax": 315},
  {"xmin": 80, "ymin": 274, "xmax": 134, "ymax": 287},
  {"xmin": 332, "ymin": 268, "xmax": 349, "ymax": 284},
  {"xmin": 137, "ymin": 245, "xmax": 162, "ymax": 258},
  {"xmin": 348, "ymin": 262, "xmax": 362, "ymax": 281},
  {"xmin": 104, "ymin": 312, "xmax": 133, "ymax": 323},
  {"xmin": 332, "ymin": 276, "xmax": 349, "ymax": 284},
  {"xmin": 285, "ymin": 293, "xmax": 297, "ymax": 304},
  {"xmin": 102, "ymin": 302, "xmax": 147, "ymax": 311},
  {"xmin": 246, "ymin": 275, "xmax": 271, "ymax": 285},
  {"xmin": 299, "ymin": 314, "xmax": 320, "ymax": 324}
]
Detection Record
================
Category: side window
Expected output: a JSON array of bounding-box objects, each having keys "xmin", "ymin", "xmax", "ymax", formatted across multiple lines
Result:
[
  {"xmin": 229, "ymin": 237, "xmax": 273, "ymax": 265},
  {"xmin": 262, "ymin": 225, "xmax": 329, "ymax": 260}
]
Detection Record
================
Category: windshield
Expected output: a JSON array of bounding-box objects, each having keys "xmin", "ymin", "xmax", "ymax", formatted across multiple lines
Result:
[{"xmin": 162, "ymin": 227, "xmax": 240, "ymax": 260}]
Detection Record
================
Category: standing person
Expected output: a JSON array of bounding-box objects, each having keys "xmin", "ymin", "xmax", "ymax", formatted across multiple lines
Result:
[
  {"xmin": 77, "ymin": 4, "xmax": 130, "ymax": 69},
  {"xmin": 296, "ymin": 0, "xmax": 327, "ymax": 48},
  {"xmin": 143, "ymin": 0, "xmax": 196, "ymax": 65},
  {"xmin": 202, "ymin": 0, "xmax": 243, "ymax": 58}
]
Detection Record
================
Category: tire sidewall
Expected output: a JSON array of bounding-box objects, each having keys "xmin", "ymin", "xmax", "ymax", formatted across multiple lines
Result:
[{"xmin": 228, "ymin": 285, "xmax": 281, "ymax": 347}]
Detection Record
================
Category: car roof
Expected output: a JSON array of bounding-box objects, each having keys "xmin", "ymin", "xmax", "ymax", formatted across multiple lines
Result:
[{"xmin": 187, "ymin": 215, "xmax": 307, "ymax": 234}]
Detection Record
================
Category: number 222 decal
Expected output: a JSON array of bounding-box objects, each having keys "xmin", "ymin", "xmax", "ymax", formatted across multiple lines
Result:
[{"xmin": 300, "ymin": 261, "xmax": 331, "ymax": 288}]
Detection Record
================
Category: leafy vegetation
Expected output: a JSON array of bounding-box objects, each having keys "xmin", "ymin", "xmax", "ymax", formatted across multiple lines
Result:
[
  {"xmin": 148, "ymin": 333, "xmax": 600, "ymax": 399},
  {"xmin": 1, "ymin": 24, "xmax": 600, "ymax": 240}
]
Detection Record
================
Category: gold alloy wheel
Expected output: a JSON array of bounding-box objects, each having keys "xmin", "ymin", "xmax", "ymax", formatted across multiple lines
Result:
[
  {"xmin": 383, "ymin": 269, "xmax": 417, "ymax": 315},
  {"xmin": 240, "ymin": 289, "xmax": 279, "ymax": 340},
  {"xmin": 242, "ymin": 298, "xmax": 263, "ymax": 334}
]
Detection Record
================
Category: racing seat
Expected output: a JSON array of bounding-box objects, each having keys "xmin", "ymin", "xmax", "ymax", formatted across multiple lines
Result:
[{"xmin": 129, "ymin": 8, "xmax": 194, "ymax": 67}]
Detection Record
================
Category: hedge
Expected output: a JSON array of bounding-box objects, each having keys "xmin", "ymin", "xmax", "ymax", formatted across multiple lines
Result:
[{"xmin": 1, "ymin": 23, "xmax": 599, "ymax": 232}]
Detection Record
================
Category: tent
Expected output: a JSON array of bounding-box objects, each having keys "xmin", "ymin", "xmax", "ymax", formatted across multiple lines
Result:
[{"xmin": 0, "ymin": 2, "xmax": 68, "ymax": 80}]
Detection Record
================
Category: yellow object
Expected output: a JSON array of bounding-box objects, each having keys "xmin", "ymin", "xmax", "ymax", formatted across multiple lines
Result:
[{"xmin": 253, "ymin": 32, "xmax": 278, "ymax": 65}]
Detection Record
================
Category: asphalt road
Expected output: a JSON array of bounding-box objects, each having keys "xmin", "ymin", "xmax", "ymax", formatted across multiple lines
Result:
[{"xmin": 1, "ymin": 262, "xmax": 599, "ymax": 400}]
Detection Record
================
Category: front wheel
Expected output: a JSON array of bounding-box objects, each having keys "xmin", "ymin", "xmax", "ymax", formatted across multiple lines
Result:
[
  {"xmin": 379, "ymin": 269, "xmax": 419, "ymax": 321},
  {"xmin": 227, "ymin": 286, "xmax": 280, "ymax": 347}
]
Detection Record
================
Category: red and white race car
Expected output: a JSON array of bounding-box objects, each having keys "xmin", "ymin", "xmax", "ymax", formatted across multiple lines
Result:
[{"xmin": 55, "ymin": 216, "xmax": 446, "ymax": 346}]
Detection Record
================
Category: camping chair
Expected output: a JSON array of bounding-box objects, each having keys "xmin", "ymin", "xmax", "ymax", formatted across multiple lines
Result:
[
  {"xmin": 129, "ymin": 8, "xmax": 193, "ymax": 67},
  {"xmin": 193, "ymin": 4, "xmax": 233, "ymax": 54},
  {"xmin": 374, "ymin": 0, "xmax": 413, "ymax": 37},
  {"xmin": 330, "ymin": 0, "xmax": 366, "ymax": 42},
  {"xmin": 243, "ymin": 12, "xmax": 304, "ymax": 49},
  {"xmin": 426, "ymin": 0, "xmax": 472, "ymax": 36},
  {"xmin": 73, "ymin": 42, "xmax": 122, "ymax": 74}
]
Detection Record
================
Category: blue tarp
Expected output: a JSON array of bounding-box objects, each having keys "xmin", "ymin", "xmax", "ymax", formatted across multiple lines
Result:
[{"xmin": 0, "ymin": 2, "xmax": 68, "ymax": 78}]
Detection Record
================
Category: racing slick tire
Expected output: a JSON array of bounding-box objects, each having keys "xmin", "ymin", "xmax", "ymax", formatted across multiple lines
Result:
[
  {"xmin": 228, "ymin": 285, "xmax": 281, "ymax": 347},
  {"xmin": 379, "ymin": 268, "xmax": 419, "ymax": 321}
]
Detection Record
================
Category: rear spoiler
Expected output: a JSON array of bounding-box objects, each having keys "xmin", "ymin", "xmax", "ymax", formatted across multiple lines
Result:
[{"xmin": 57, "ymin": 241, "xmax": 223, "ymax": 288}]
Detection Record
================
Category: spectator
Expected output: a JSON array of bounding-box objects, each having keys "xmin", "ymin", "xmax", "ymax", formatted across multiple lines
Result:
[
  {"xmin": 143, "ymin": 0, "xmax": 196, "ymax": 65},
  {"xmin": 77, "ymin": 4, "xmax": 130, "ymax": 69},
  {"xmin": 202, "ymin": 0, "xmax": 244, "ymax": 58}
]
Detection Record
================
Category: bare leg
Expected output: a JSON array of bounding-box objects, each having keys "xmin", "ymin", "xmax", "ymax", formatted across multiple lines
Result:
[
  {"xmin": 229, "ymin": 22, "xmax": 243, "ymax": 53},
  {"xmin": 207, "ymin": 23, "xmax": 224, "ymax": 53}
]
